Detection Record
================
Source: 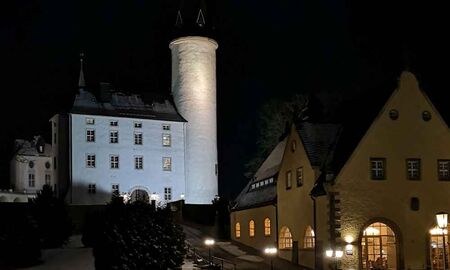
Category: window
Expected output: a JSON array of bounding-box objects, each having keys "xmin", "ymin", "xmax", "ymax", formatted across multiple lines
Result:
[
  {"xmin": 29, "ymin": 161, "xmax": 34, "ymax": 168},
  {"xmin": 279, "ymin": 227, "xmax": 293, "ymax": 249},
  {"xmin": 86, "ymin": 154, "xmax": 96, "ymax": 168},
  {"xmin": 370, "ymin": 158, "xmax": 386, "ymax": 180},
  {"xmin": 45, "ymin": 161, "xmax": 51, "ymax": 169},
  {"xmin": 112, "ymin": 184, "xmax": 119, "ymax": 194},
  {"xmin": 423, "ymin": 111, "xmax": 432, "ymax": 121},
  {"xmin": 249, "ymin": 220, "xmax": 255, "ymax": 237},
  {"xmin": 269, "ymin": 178, "xmax": 274, "ymax": 184},
  {"xmin": 86, "ymin": 129, "xmax": 95, "ymax": 142},
  {"xmin": 53, "ymin": 157, "xmax": 57, "ymax": 170},
  {"xmin": 296, "ymin": 167, "xmax": 303, "ymax": 187},
  {"xmin": 406, "ymin": 159, "xmax": 421, "ymax": 180},
  {"xmin": 286, "ymin": 170, "xmax": 292, "ymax": 189},
  {"xmin": 45, "ymin": 174, "xmax": 51, "ymax": 185},
  {"xmin": 28, "ymin": 174, "xmax": 35, "ymax": 187},
  {"xmin": 134, "ymin": 122, "xmax": 142, "ymax": 128},
  {"xmin": 110, "ymin": 130, "xmax": 119, "ymax": 143},
  {"xmin": 438, "ymin": 160, "xmax": 450, "ymax": 180},
  {"xmin": 86, "ymin": 118, "xmax": 95, "ymax": 125},
  {"xmin": 304, "ymin": 226, "xmax": 315, "ymax": 248},
  {"xmin": 164, "ymin": 187, "xmax": 172, "ymax": 201},
  {"xmin": 110, "ymin": 120, "xmax": 118, "ymax": 126},
  {"xmin": 162, "ymin": 134, "xmax": 171, "ymax": 147},
  {"xmin": 389, "ymin": 109, "xmax": 399, "ymax": 120},
  {"xmin": 110, "ymin": 155, "xmax": 119, "ymax": 169},
  {"xmin": 162, "ymin": 124, "xmax": 170, "ymax": 130},
  {"xmin": 135, "ymin": 156, "xmax": 143, "ymax": 170},
  {"xmin": 264, "ymin": 218, "xmax": 271, "ymax": 236},
  {"xmin": 134, "ymin": 132, "xmax": 143, "ymax": 145},
  {"xmin": 54, "ymin": 133, "xmax": 56, "ymax": 144},
  {"xmin": 163, "ymin": 157, "xmax": 172, "ymax": 171},
  {"xmin": 215, "ymin": 163, "xmax": 218, "ymax": 176},
  {"xmin": 235, "ymin": 223, "xmax": 241, "ymax": 238},
  {"xmin": 291, "ymin": 140, "xmax": 296, "ymax": 152},
  {"xmin": 88, "ymin": 184, "xmax": 96, "ymax": 194},
  {"xmin": 430, "ymin": 226, "xmax": 449, "ymax": 270},
  {"xmin": 362, "ymin": 222, "xmax": 397, "ymax": 270}
]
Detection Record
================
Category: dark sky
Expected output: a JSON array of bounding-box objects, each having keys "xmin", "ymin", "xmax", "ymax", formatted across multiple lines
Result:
[{"xmin": 2, "ymin": 0, "xmax": 450, "ymax": 199}]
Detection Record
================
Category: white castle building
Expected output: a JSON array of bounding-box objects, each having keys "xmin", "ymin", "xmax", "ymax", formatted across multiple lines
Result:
[{"xmin": 50, "ymin": 2, "xmax": 218, "ymax": 205}]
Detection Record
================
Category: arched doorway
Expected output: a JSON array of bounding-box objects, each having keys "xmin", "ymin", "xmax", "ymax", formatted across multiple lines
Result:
[
  {"xmin": 130, "ymin": 189, "xmax": 149, "ymax": 203},
  {"xmin": 361, "ymin": 222, "xmax": 398, "ymax": 270},
  {"xmin": 429, "ymin": 226, "xmax": 448, "ymax": 269}
]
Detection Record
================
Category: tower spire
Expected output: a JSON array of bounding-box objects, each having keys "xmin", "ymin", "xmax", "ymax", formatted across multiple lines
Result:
[{"xmin": 78, "ymin": 52, "xmax": 86, "ymax": 89}]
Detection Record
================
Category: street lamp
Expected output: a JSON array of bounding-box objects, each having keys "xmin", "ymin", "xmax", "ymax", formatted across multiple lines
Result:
[
  {"xmin": 264, "ymin": 247, "xmax": 277, "ymax": 270},
  {"xmin": 436, "ymin": 212, "xmax": 448, "ymax": 270},
  {"xmin": 204, "ymin": 238, "xmax": 215, "ymax": 269}
]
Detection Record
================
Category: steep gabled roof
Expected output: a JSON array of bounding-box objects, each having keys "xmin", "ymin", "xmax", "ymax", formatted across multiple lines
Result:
[{"xmin": 231, "ymin": 138, "xmax": 287, "ymax": 211}]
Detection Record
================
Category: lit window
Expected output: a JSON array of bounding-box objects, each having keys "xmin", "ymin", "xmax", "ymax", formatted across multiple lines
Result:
[
  {"xmin": 286, "ymin": 171, "xmax": 292, "ymax": 189},
  {"xmin": 406, "ymin": 159, "xmax": 421, "ymax": 180},
  {"xmin": 296, "ymin": 167, "xmax": 303, "ymax": 187},
  {"xmin": 430, "ymin": 225, "xmax": 449, "ymax": 270},
  {"xmin": 279, "ymin": 227, "xmax": 293, "ymax": 249},
  {"xmin": 269, "ymin": 178, "xmax": 274, "ymax": 183},
  {"xmin": 28, "ymin": 174, "xmax": 35, "ymax": 187},
  {"xmin": 110, "ymin": 155, "xmax": 119, "ymax": 169},
  {"xmin": 438, "ymin": 160, "xmax": 450, "ymax": 180},
  {"xmin": 86, "ymin": 118, "xmax": 95, "ymax": 125},
  {"xmin": 264, "ymin": 218, "xmax": 271, "ymax": 236},
  {"xmin": 86, "ymin": 129, "xmax": 95, "ymax": 142},
  {"xmin": 235, "ymin": 222, "xmax": 241, "ymax": 238},
  {"xmin": 86, "ymin": 154, "xmax": 96, "ymax": 168},
  {"xmin": 88, "ymin": 184, "xmax": 96, "ymax": 194},
  {"xmin": 134, "ymin": 132, "xmax": 143, "ymax": 145},
  {"xmin": 134, "ymin": 122, "xmax": 142, "ymax": 128},
  {"xmin": 163, "ymin": 157, "xmax": 172, "ymax": 171},
  {"xmin": 251, "ymin": 184, "xmax": 255, "ymax": 190},
  {"xmin": 110, "ymin": 130, "xmax": 119, "ymax": 143},
  {"xmin": 162, "ymin": 134, "xmax": 171, "ymax": 147},
  {"xmin": 370, "ymin": 158, "xmax": 385, "ymax": 180},
  {"xmin": 112, "ymin": 184, "xmax": 119, "ymax": 194},
  {"xmin": 110, "ymin": 120, "xmax": 118, "ymax": 126},
  {"xmin": 164, "ymin": 187, "xmax": 172, "ymax": 201},
  {"xmin": 45, "ymin": 174, "xmax": 51, "ymax": 186},
  {"xmin": 362, "ymin": 222, "xmax": 397, "ymax": 270},
  {"xmin": 162, "ymin": 124, "xmax": 170, "ymax": 130},
  {"xmin": 249, "ymin": 220, "xmax": 255, "ymax": 237},
  {"xmin": 304, "ymin": 226, "xmax": 315, "ymax": 248},
  {"xmin": 135, "ymin": 156, "xmax": 143, "ymax": 170}
]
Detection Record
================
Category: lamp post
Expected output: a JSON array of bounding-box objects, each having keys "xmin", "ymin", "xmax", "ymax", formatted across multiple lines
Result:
[
  {"xmin": 204, "ymin": 238, "xmax": 215, "ymax": 269},
  {"xmin": 264, "ymin": 247, "xmax": 277, "ymax": 270},
  {"xmin": 436, "ymin": 212, "xmax": 448, "ymax": 270}
]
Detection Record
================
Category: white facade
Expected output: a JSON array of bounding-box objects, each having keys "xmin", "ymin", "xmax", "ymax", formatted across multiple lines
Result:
[
  {"xmin": 10, "ymin": 139, "xmax": 55, "ymax": 194},
  {"xmin": 69, "ymin": 113, "xmax": 186, "ymax": 205},
  {"xmin": 170, "ymin": 36, "xmax": 219, "ymax": 205}
]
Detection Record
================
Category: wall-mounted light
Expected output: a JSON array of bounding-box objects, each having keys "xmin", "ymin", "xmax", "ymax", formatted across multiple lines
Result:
[
  {"xmin": 344, "ymin": 235, "xmax": 354, "ymax": 244},
  {"xmin": 335, "ymin": 250, "xmax": 344, "ymax": 258},
  {"xmin": 325, "ymin": 249, "xmax": 334, "ymax": 258},
  {"xmin": 345, "ymin": 244, "xmax": 353, "ymax": 255}
]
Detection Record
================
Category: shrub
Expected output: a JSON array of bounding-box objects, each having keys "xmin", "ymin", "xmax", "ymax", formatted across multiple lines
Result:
[{"xmin": 93, "ymin": 201, "xmax": 186, "ymax": 270}]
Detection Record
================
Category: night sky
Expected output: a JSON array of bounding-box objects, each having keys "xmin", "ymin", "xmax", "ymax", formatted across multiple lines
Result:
[{"xmin": 2, "ymin": 0, "xmax": 450, "ymax": 199}]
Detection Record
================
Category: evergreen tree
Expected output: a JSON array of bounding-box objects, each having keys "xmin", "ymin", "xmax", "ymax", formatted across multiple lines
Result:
[{"xmin": 32, "ymin": 184, "xmax": 72, "ymax": 248}]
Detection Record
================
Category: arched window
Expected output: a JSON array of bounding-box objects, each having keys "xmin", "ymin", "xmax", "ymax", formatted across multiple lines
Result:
[
  {"xmin": 279, "ymin": 226, "xmax": 293, "ymax": 249},
  {"xmin": 249, "ymin": 220, "xmax": 255, "ymax": 237},
  {"xmin": 430, "ymin": 225, "xmax": 449, "ymax": 270},
  {"xmin": 304, "ymin": 226, "xmax": 315, "ymax": 248},
  {"xmin": 361, "ymin": 222, "xmax": 397, "ymax": 270},
  {"xmin": 235, "ymin": 222, "xmax": 241, "ymax": 239},
  {"xmin": 264, "ymin": 218, "xmax": 271, "ymax": 236}
]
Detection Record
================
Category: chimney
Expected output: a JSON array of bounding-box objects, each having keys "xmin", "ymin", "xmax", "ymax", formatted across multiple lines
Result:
[{"xmin": 99, "ymin": 82, "xmax": 112, "ymax": 102}]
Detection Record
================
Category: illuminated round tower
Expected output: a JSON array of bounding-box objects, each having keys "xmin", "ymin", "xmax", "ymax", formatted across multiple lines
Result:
[{"xmin": 170, "ymin": 3, "xmax": 218, "ymax": 205}]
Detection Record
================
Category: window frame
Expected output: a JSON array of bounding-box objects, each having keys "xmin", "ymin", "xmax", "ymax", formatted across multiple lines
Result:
[
  {"xmin": 86, "ymin": 118, "xmax": 95, "ymax": 125},
  {"xmin": 249, "ymin": 220, "xmax": 255, "ymax": 238},
  {"xmin": 134, "ymin": 122, "xmax": 142, "ymax": 128},
  {"xmin": 28, "ymin": 173, "xmax": 35, "ymax": 187},
  {"xmin": 235, "ymin": 222, "xmax": 241, "ymax": 239},
  {"xmin": 110, "ymin": 155, "xmax": 119, "ymax": 169},
  {"xmin": 370, "ymin": 158, "xmax": 386, "ymax": 180},
  {"xmin": 162, "ymin": 124, "xmax": 170, "ymax": 131},
  {"xmin": 438, "ymin": 159, "xmax": 450, "ymax": 181},
  {"xmin": 134, "ymin": 156, "xmax": 143, "ymax": 170},
  {"xmin": 134, "ymin": 132, "xmax": 143, "ymax": 145},
  {"xmin": 88, "ymin": 183, "xmax": 96, "ymax": 194},
  {"xmin": 406, "ymin": 158, "xmax": 421, "ymax": 180},
  {"xmin": 296, "ymin": 167, "xmax": 303, "ymax": 187},
  {"xmin": 164, "ymin": 187, "xmax": 172, "ymax": 201},
  {"xmin": 162, "ymin": 133, "xmax": 171, "ymax": 147},
  {"xmin": 286, "ymin": 170, "xmax": 292, "ymax": 190},
  {"xmin": 86, "ymin": 129, "xmax": 95, "ymax": 142},
  {"xmin": 264, "ymin": 218, "xmax": 271, "ymax": 237},
  {"xmin": 163, "ymin": 157, "xmax": 172, "ymax": 171},
  {"xmin": 86, "ymin": 154, "xmax": 96, "ymax": 168},
  {"xmin": 110, "ymin": 120, "xmax": 118, "ymax": 127},
  {"xmin": 110, "ymin": 130, "xmax": 119, "ymax": 144}
]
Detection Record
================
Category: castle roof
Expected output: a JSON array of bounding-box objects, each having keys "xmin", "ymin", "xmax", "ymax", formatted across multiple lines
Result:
[
  {"xmin": 71, "ymin": 89, "xmax": 186, "ymax": 122},
  {"xmin": 14, "ymin": 136, "xmax": 52, "ymax": 157}
]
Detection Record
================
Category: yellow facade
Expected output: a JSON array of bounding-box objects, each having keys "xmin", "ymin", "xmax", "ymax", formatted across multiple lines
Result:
[
  {"xmin": 231, "ymin": 71, "xmax": 450, "ymax": 269},
  {"xmin": 230, "ymin": 205, "xmax": 277, "ymax": 250},
  {"xmin": 335, "ymin": 71, "xmax": 450, "ymax": 269}
]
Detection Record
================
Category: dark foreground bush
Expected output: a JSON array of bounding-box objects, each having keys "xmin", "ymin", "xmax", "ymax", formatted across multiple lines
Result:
[
  {"xmin": 32, "ymin": 185, "xmax": 72, "ymax": 248},
  {"xmin": 0, "ymin": 211, "xmax": 41, "ymax": 267},
  {"xmin": 92, "ymin": 201, "xmax": 186, "ymax": 270}
]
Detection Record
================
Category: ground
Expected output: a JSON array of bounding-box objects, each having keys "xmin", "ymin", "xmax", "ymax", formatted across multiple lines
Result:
[{"xmin": 5, "ymin": 223, "xmax": 306, "ymax": 270}]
